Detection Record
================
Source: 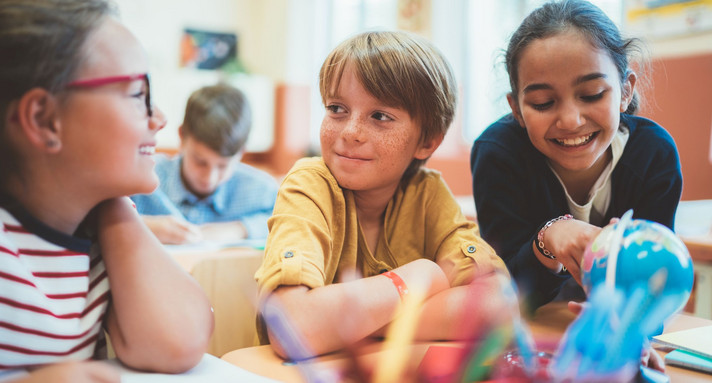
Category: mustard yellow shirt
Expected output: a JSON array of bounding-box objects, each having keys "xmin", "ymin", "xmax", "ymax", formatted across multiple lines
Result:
[{"xmin": 255, "ymin": 157, "xmax": 505, "ymax": 298}]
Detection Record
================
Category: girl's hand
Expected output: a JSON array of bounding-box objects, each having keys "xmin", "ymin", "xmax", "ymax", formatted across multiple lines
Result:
[
  {"xmin": 22, "ymin": 361, "xmax": 120, "ymax": 383},
  {"xmin": 567, "ymin": 300, "xmax": 585, "ymax": 315},
  {"xmin": 537, "ymin": 218, "xmax": 601, "ymax": 286},
  {"xmin": 93, "ymin": 197, "xmax": 136, "ymax": 224},
  {"xmin": 642, "ymin": 345, "xmax": 665, "ymax": 373}
]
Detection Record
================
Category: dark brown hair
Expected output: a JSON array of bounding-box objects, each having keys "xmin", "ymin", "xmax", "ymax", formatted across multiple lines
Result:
[{"xmin": 505, "ymin": 0, "xmax": 644, "ymax": 115}]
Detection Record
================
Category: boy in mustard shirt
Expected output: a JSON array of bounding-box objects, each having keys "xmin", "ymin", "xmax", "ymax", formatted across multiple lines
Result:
[{"xmin": 255, "ymin": 31, "xmax": 508, "ymax": 358}]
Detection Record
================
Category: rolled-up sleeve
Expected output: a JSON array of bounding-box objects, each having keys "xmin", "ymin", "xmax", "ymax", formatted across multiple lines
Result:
[
  {"xmin": 255, "ymin": 162, "xmax": 347, "ymax": 298},
  {"xmin": 425, "ymin": 175, "xmax": 508, "ymax": 287}
]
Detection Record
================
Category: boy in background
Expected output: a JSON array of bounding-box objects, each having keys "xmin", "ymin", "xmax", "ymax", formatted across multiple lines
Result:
[{"xmin": 132, "ymin": 83, "xmax": 279, "ymax": 244}]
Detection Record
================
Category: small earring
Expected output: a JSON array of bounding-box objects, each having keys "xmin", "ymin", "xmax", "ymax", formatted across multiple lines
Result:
[{"xmin": 46, "ymin": 140, "xmax": 57, "ymax": 148}]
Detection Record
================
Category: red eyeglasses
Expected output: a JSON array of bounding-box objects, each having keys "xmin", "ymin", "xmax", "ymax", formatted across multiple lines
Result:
[{"xmin": 64, "ymin": 73, "xmax": 153, "ymax": 117}]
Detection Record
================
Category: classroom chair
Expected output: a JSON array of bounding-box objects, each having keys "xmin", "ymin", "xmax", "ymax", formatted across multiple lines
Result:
[{"xmin": 189, "ymin": 249, "xmax": 264, "ymax": 357}]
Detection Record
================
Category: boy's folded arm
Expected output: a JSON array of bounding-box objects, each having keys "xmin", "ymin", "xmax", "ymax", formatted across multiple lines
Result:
[
  {"xmin": 264, "ymin": 258, "xmax": 450, "ymax": 358},
  {"xmin": 97, "ymin": 198, "xmax": 214, "ymax": 373},
  {"xmin": 424, "ymin": 243, "xmax": 511, "ymax": 341},
  {"xmin": 414, "ymin": 271, "xmax": 509, "ymax": 341}
]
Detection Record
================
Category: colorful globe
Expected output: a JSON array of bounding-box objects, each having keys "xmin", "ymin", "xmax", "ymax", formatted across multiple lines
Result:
[{"xmin": 581, "ymin": 218, "xmax": 694, "ymax": 321}]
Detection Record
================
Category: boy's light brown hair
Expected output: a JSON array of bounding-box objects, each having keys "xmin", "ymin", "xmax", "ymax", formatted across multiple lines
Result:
[
  {"xmin": 181, "ymin": 83, "xmax": 252, "ymax": 157},
  {"xmin": 319, "ymin": 31, "xmax": 457, "ymax": 179}
]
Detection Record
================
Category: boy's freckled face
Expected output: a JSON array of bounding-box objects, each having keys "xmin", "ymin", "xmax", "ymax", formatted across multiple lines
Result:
[{"xmin": 320, "ymin": 65, "xmax": 427, "ymax": 194}]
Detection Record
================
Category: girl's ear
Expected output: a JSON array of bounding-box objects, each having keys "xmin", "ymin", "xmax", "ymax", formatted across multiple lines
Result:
[
  {"xmin": 620, "ymin": 71, "xmax": 637, "ymax": 112},
  {"xmin": 12, "ymin": 88, "xmax": 62, "ymax": 153},
  {"xmin": 506, "ymin": 93, "xmax": 525, "ymax": 128},
  {"xmin": 414, "ymin": 132, "xmax": 444, "ymax": 160}
]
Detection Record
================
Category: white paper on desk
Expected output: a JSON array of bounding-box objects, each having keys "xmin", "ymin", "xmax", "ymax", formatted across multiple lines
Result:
[
  {"xmin": 653, "ymin": 325, "xmax": 712, "ymax": 359},
  {"xmin": 164, "ymin": 238, "xmax": 265, "ymax": 254},
  {"xmin": 675, "ymin": 199, "xmax": 712, "ymax": 236},
  {"xmin": 113, "ymin": 354, "xmax": 280, "ymax": 383}
]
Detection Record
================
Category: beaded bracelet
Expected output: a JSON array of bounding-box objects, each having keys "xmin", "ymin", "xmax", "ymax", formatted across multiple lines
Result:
[
  {"xmin": 535, "ymin": 214, "xmax": 573, "ymax": 260},
  {"xmin": 382, "ymin": 271, "xmax": 409, "ymax": 301}
]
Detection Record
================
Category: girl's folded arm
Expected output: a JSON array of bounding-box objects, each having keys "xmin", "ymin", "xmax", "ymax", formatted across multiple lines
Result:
[{"xmin": 98, "ymin": 197, "xmax": 214, "ymax": 373}]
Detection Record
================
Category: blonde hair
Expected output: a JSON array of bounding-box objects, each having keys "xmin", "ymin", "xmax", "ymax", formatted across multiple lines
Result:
[{"xmin": 319, "ymin": 31, "xmax": 457, "ymax": 178}]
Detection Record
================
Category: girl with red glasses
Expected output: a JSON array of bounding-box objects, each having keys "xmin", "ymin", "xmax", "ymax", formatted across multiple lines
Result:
[{"xmin": 0, "ymin": 0, "xmax": 213, "ymax": 381}]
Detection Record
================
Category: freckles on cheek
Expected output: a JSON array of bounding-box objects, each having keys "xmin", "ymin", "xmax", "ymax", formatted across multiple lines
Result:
[
  {"xmin": 320, "ymin": 131, "xmax": 334, "ymax": 148},
  {"xmin": 320, "ymin": 123, "xmax": 336, "ymax": 143},
  {"xmin": 384, "ymin": 131, "xmax": 409, "ymax": 149}
]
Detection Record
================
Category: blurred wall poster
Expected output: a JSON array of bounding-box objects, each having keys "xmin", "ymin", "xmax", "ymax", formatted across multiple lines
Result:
[
  {"xmin": 626, "ymin": 0, "xmax": 712, "ymax": 38},
  {"xmin": 180, "ymin": 28, "xmax": 237, "ymax": 70},
  {"xmin": 397, "ymin": 0, "xmax": 432, "ymax": 38}
]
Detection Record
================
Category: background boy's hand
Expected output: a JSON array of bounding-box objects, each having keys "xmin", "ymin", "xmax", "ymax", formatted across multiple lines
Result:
[
  {"xmin": 141, "ymin": 215, "xmax": 203, "ymax": 244},
  {"xmin": 20, "ymin": 361, "xmax": 120, "ymax": 383}
]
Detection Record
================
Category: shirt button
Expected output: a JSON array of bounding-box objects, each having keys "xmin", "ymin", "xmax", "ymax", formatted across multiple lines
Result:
[
  {"xmin": 284, "ymin": 251, "xmax": 294, "ymax": 258},
  {"xmin": 467, "ymin": 245, "xmax": 476, "ymax": 253}
]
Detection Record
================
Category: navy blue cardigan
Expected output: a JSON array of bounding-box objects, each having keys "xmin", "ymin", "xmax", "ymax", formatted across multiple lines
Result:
[{"xmin": 470, "ymin": 113, "xmax": 682, "ymax": 311}]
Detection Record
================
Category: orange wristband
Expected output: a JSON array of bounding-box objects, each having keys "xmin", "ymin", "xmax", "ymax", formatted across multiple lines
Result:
[{"xmin": 382, "ymin": 271, "xmax": 409, "ymax": 301}]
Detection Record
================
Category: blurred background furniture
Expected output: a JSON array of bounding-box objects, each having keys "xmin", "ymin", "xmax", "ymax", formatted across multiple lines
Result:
[
  {"xmin": 172, "ymin": 246, "xmax": 264, "ymax": 357},
  {"xmin": 676, "ymin": 200, "xmax": 712, "ymax": 319}
]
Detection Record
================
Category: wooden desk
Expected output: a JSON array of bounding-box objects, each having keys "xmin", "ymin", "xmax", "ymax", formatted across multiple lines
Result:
[
  {"xmin": 221, "ymin": 303, "xmax": 712, "ymax": 382},
  {"xmin": 681, "ymin": 235, "xmax": 712, "ymax": 263},
  {"xmin": 169, "ymin": 245, "xmax": 264, "ymax": 272}
]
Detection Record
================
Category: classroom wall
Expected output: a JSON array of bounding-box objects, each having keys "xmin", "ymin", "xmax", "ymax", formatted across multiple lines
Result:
[
  {"xmin": 253, "ymin": 32, "xmax": 712, "ymax": 201},
  {"xmin": 115, "ymin": 0, "xmax": 290, "ymax": 151},
  {"xmin": 256, "ymin": 53, "xmax": 712, "ymax": 200},
  {"xmin": 425, "ymin": 49, "xmax": 712, "ymax": 200},
  {"xmin": 117, "ymin": 0, "xmax": 712, "ymax": 200},
  {"xmin": 640, "ymin": 52, "xmax": 712, "ymax": 201}
]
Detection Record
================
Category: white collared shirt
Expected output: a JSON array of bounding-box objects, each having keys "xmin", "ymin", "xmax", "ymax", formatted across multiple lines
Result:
[{"xmin": 549, "ymin": 125, "xmax": 630, "ymax": 226}]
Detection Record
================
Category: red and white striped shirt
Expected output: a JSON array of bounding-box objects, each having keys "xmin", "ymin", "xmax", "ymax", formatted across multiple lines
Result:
[{"xmin": 0, "ymin": 205, "xmax": 110, "ymax": 371}]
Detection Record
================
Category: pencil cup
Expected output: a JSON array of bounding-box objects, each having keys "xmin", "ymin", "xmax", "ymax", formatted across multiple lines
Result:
[
  {"xmin": 490, "ymin": 349, "xmax": 553, "ymax": 382},
  {"xmin": 492, "ymin": 349, "xmax": 642, "ymax": 383}
]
